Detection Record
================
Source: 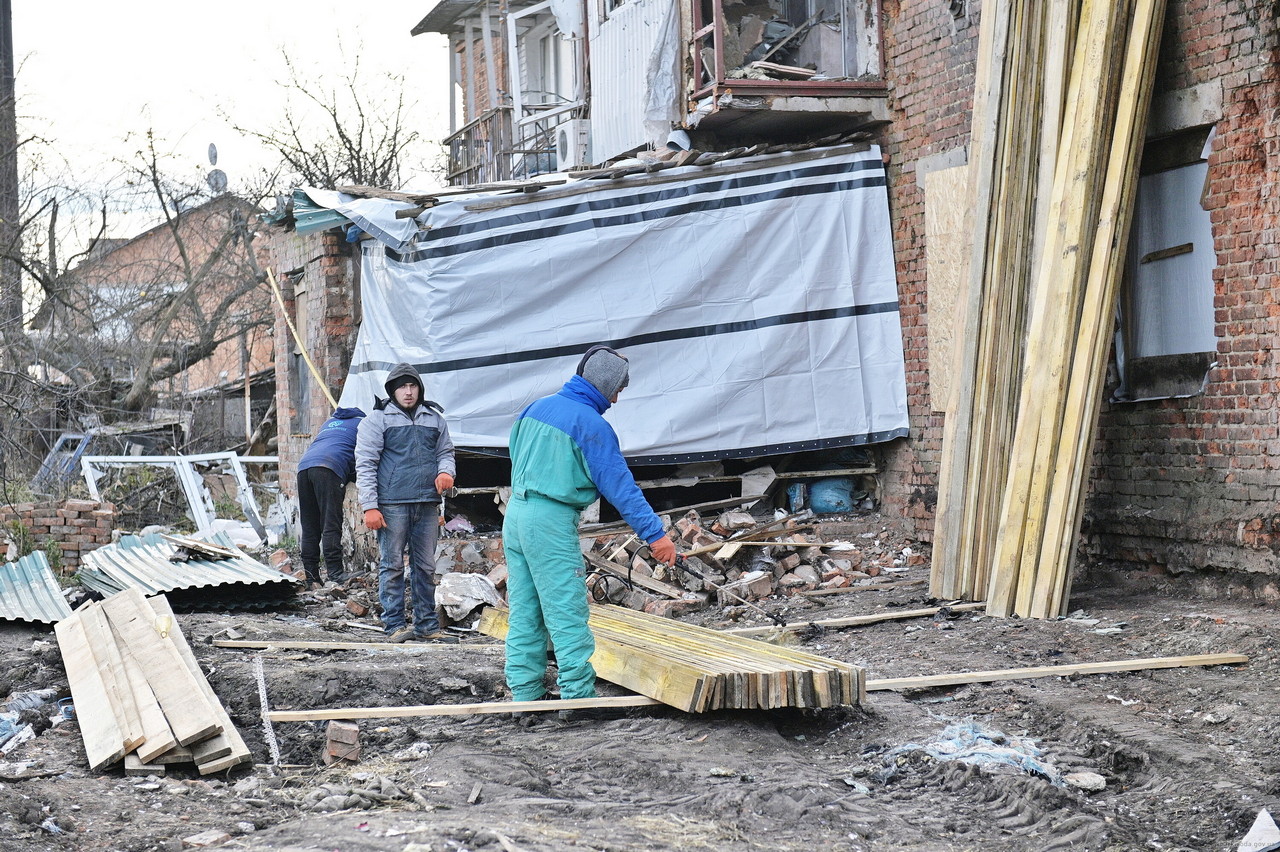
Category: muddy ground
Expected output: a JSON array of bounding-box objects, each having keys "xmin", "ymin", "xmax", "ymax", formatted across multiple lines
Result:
[{"xmin": 2, "ymin": 513, "xmax": 1278, "ymax": 852}]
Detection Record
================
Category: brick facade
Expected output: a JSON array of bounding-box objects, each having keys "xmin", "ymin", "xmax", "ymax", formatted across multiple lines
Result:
[
  {"xmin": 264, "ymin": 229, "xmax": 373, "ymax": 568},
  {"xmin": 267, "ymin": 230, "xmax": 361, "ymax": 487},
  {"xmin": 1, "ymin": 499, "xmax": 115, "ymax": 574},
  {"xmin": 875, "ymin": 1, "xmax": 980, "ymax": 529},
  {"xmin": 1085, "ymin": 0, "xmax": 1280, "ymax": 579},
  {"xmin": 875, "ymin": 0, "xmax": 1280, "ymax": 584}
]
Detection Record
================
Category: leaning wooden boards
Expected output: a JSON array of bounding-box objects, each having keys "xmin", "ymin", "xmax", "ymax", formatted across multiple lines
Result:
[
  {"xmin": 54, "ymin": 588, "xmax": 251, "ymax": 774},
  {"xmin": 930, "ymin": 0, "xmax": 1168, "ymax": 618},
  {"xmin": 478, "ymin": 604, "xmax": 864, "ymax": 712}
]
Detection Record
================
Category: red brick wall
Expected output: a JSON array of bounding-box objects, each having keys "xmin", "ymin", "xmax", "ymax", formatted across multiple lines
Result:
[
  {"xmin": 458, "ymin": 34, "xmax": 512, "ymax": 120},
  {"xmin": 0, "ymin": 499, "xmax": 115, "ymax": 573},
  {"xmin": 1083, "ymin": 0, "xmax": 1280, "ymax": 578},
  {"xmin": 875, "ymin": 0, "xmax": 981, "ymax": 530},
  {"xmin": 876, "ymin": 0, "xmax": 1280, "ymax": 582},
  {"xmin": 265, "ymin": 229, "xmax": 361, "ymax": 494},
  {"xmin": 263, "ymin": 227, "xmax": 373, "ymax": 569}
]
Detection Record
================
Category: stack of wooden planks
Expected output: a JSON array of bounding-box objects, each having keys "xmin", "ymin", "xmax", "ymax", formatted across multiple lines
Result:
[
  {"xmin": 54, "ymin": 588, "xmax": 251, "ymax": 775},
  {"xmin": 478, "ymin": 604, "xmax": 864, "ymax": 712},
  {"xmin": 931, "ymin": 0, "xmax": 1167, "ymax": 618}
]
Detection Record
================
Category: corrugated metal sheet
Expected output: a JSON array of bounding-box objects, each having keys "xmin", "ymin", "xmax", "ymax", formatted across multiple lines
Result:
[
  {"xmin": 588, "ymin": 0, "xmax": 673, "ymax": 161},
  {"xmin": 77, "ymin": 532, "xmax": 299, "ymax": 611},
  {"xmin": 260, "ymin": 188, "xmax": 350, "ymax": 234},
  {"xmin": 0, "ymin": 551, "xmax": 73, "ymax": 625}
]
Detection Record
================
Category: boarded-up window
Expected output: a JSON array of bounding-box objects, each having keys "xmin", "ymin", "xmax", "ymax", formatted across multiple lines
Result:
[
  {"xmin": 289, "ymin": 276, "xmax": 312, "ymax": 434},
  {"xmin": 1113, "ymin": 127, "xmax": 1218, "ymax": 402}
]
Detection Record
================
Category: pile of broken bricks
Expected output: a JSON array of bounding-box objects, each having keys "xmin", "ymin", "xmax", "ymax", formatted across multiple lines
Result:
[
  {"xmin": 582, "ymin": 509, "xmax": 928, "ymax": 619},
  {"xmin": 308, "ymin": 511, "xmax": 927, "ymax": 627},
  {"xmin": 430, "ymin": 510, "xmax": 929, "ymax": 622}
]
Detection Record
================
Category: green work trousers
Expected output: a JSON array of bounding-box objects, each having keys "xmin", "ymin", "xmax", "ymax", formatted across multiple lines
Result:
[{"xmin": 502, "ymin": 493, "xmax": 597, "ymax": 701}]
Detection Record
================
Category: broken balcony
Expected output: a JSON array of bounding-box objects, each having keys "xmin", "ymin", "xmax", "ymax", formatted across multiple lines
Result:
[{"xmin": 688, "ymin": 0, "xmax": 889, "ymax": 138}]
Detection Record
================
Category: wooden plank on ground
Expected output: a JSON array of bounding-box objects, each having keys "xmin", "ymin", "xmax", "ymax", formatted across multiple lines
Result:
[
  {"xmin": 723, "ymin": 602, "xmax": 987, "ymax": 637},
  {"xmin": 479, "ymin": 604, "xmax": 861, "ymax": 712},
  {"xmin": 124, "ymin": 753, "xmax": 166, "ymax": 777},
  {"xmin": 151, "ymin": 746, "xmax": 195, "ymax": 765},
  {"xmin": 866, "ymin": 653, "xmax": 1247, "ymax": 691},
  {"xmin": 53, "ymin": 612, "xmax": 128, "ymax": 770},
  {"xmin": 269, "ymin": 694, "xmax": 662, "ymax": 722},
  {"xmin": 78, "ymin": 604, "xmax": 145, "ymax": 752},
  {"xmin": 212, "ymin": 639, "xmax": 502, "ymax": 652},
  {"xmin": 99, "ymin": 589, "xmax": 222, "ymax": 747},
  {"xmin": 146, "ymin": 595, "xmax": 253, "ymax": 774},
  {"xmin": 118, "ymin": 643, "xmax": 180, "ymax": 764}
]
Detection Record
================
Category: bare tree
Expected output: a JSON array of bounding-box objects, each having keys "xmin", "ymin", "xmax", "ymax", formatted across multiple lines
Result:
[
  {"xmin": 0, "ymin": 132, "xmax": 274, "ymax": 481},
  {"xmin": 231, "ymin": 57, "xmax": 432, "ymax": 190}
]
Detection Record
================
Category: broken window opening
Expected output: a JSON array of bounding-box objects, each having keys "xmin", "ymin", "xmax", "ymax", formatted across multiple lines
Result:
[
  {"xmin": 1112, "ymin": 125, "xmax": 1218, "ymax": 403},
  {"xmin": 692, "ymin": 0, "xmax": 881, "ymax": 94}
]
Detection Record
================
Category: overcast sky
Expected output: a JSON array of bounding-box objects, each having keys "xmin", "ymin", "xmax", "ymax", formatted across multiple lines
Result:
[{"xmin": 12, "ymin": 1, "xmax": 451, "ymax": 195}]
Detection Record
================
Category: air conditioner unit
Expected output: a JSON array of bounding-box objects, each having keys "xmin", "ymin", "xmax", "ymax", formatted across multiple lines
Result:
[{"xmin": 556, "ymin": 119, "xmax": 592, "ymax": 171}]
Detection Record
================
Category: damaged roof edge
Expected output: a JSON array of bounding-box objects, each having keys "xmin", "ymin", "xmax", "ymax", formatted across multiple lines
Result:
[{"xmin": 411, "ymin": 0, "xmax": 482, "ymax": 35}]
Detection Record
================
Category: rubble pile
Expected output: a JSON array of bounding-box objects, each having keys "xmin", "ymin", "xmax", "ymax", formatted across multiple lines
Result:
[{"xmin": 430, "ymin": 510, "xmax": 927, "ymax": 624}]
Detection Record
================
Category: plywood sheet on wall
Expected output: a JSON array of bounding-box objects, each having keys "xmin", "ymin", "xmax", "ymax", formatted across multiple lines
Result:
[{"xmin": 923, "ymin": 164, "xmax": 972, "ymax": 414}]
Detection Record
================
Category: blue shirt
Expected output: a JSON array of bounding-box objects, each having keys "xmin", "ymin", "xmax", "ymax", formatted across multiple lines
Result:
[{"xmin": 298, "ymin": 407, "xmax": 366, "ymax": 483}]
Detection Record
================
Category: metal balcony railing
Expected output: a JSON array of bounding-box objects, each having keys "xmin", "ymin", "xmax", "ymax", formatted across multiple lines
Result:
[
  {"xmin": 444, "ymin": 107, "xmax": 516, "ymax": 186},
  {"xmin": 444, "ymin": 101, "xmax": 588, "ymax": 186}
]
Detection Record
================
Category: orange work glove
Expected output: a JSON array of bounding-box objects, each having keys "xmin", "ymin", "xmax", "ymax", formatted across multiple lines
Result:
[
  {"xmin": 434, "ymin": 472, "xmax": 455, "ymax": 493},
  {"xmin": 363, "ymin": 509, "xmax": 386, "ymax": 531},
  {"xmin": 649, "ymin": 534, "xmax": 677, "ymax": 567}
]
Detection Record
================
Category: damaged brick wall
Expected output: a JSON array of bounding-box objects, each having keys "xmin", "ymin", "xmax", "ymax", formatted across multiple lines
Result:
[
  {"xmin": 267, "ymin": 229, "xmax": 361, "ymax": 485},
  {"xmin": 874, "ymin": 0, "xmax": 980, "ymax": 532},
  {"xmin": 265, "ymin": 228, "xmax": 374, "ymax": 570},
  {"xmin": 0, "ymin": 499, "xmax": 115, "ymax": 572},
  {"xmin": 876, "ymin": 0, "xmax": 1280, "ymax": 584},
  {"xmin": 1084, "ymin": 0, "xmax": 1280, "ymax": 580}
]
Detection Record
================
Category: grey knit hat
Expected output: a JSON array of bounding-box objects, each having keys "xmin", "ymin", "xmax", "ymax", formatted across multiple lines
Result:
[{"xmin": 577, "ymin": 345, "xmax": 630, "ymax": 400}]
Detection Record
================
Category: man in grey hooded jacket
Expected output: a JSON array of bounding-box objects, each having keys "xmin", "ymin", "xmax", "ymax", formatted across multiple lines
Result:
[{"xmin": 355, "ymin": 363, "xmax": 457, "ymax": 642}]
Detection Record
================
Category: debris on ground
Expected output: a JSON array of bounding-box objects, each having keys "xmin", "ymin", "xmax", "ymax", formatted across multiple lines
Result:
[{"xmin": 0, "ymin": 511, "xmax": 1276, "ymax": 850}]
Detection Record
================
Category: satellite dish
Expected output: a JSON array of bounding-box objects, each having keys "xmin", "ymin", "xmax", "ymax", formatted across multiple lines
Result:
[
  {"xmin": 207, "ymin": 169, "xmax": 228, "ymax": 193},
  {"xmin": 208, "ymin": 143, "xmax": 218, "ymax": 166}
]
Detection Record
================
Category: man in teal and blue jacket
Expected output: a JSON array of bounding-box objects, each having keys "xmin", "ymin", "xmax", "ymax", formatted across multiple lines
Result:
[{"xmin": 503, "ymin": 345, "xmax": 678, "ymax": 703}]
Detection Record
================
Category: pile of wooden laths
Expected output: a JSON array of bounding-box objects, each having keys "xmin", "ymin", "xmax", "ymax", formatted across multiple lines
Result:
[
  {"xmin": 54, "ymin": 588, "xmax": 250, "ymax": 774},
  {"xmin": 931, "ymin": 0, "xmax": 1166, "ymax": 618},
  {"xmin": 478, "ymin": 604, "xmax": 864, "ymax": 712}
]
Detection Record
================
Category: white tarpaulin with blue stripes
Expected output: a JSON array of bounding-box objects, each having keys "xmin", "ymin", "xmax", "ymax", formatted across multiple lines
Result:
[{"xmin": 332, "ymin": 144, "xmax": 909, "ymax": 464}]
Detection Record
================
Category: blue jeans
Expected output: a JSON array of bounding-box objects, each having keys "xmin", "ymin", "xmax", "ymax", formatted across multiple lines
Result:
[{"xmin": 377, "ymin": 502, "xmax": 440, "ymax": 635}]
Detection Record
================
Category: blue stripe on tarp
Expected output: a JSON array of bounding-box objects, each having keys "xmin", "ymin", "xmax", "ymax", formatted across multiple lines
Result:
[
  {"xmin": 387, "ymin": 171, "xmax": 887, "ymax": 262},
  {"xmin": 349, "ymin": 302, "xmax": 900, "ymax": 375}
]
